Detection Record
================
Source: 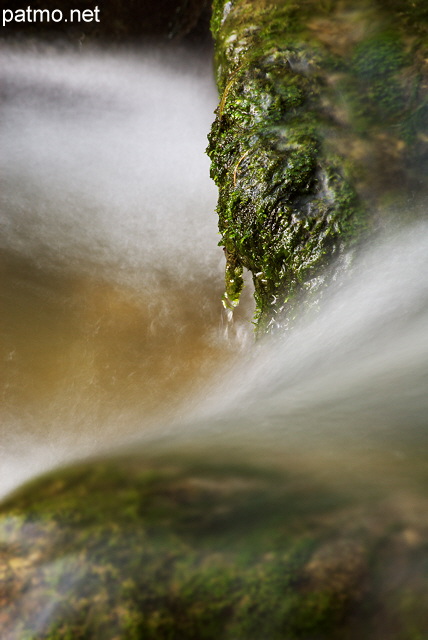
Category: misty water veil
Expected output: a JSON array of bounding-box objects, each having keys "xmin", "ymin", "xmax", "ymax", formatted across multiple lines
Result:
[{"xmin": 1, "ymin": 44, "xmax": 428, "ymax": 505}]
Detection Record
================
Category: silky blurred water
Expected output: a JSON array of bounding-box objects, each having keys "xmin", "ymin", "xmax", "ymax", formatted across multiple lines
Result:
[
  {"xmin": 0, "ymin": 43, "xmax": 249, "ymax": 497},
  {"xmin": 1, "ymin": 42, "xmax": 428, "ymax": 504}
]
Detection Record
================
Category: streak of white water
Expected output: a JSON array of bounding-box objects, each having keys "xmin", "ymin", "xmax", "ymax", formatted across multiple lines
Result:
[
  {"xmin": 1, "ymin": 43, "xmax": 427, "ymax": 502},
  {"xmin": 0, "ymin": 43, "xmax": 239, "ymax": 498},
  {"xmin": 186, "ymin": 223, "xmax": 428, "ymax": 459},
  {"xmin": 0, "ymin": 44, "xmax": 220, "ymax": 284}
]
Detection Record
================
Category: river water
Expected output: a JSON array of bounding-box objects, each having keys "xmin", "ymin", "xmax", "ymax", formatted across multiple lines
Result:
[
  {"xmin": 1, "ymin": 40, "xmax": 428, "ymax": 640},
  {"xmin": 1, "ymin": 42, "xmax": 427, "ymax": 498}
]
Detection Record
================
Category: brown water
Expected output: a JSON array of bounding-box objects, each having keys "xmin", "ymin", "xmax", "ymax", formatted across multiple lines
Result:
[{"xmin": 0, "ymin": 250, "xmax": 235, "ymax": 457}]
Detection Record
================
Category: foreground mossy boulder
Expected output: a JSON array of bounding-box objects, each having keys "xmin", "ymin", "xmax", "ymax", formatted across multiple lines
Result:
[
  {"xmin": 1, "ymin": 454, "xmax": 428, "ymax": 639},
  {"xmin": 207, "ymin": 0, "xmax": 428, "ymax": 330}
]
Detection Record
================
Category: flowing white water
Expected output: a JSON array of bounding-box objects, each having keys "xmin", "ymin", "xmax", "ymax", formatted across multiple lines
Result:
[
  {"xmin": 0, "ymin": 43, "xmax": 236, "ymax": 497},
  {"xmin": 1, "ymin": 43, "xmax": 427, "ymax": 501},
  {"xmin": 187, "ymin": 224, "xmax": 428, "ymax": 462}
]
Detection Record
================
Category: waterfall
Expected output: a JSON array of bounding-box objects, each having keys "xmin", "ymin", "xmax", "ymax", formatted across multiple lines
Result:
[{"xmin": 1, "ymin": 42, "xmax": 427, "ymax": 498}]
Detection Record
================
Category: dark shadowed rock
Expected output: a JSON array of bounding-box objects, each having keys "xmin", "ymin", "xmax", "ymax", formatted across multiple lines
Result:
[{"xmin": 1, "ymin": 0, "xmax": 211, "ymax": 44}]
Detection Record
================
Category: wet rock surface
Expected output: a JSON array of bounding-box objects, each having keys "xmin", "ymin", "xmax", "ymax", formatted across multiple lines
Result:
[
  {"xmin": 207, "ymin": 0, "xmax": 428, "ymax": 330},
  {"xmin": 1, "ymin": 456, "xmax": 428, "ymax": 639}
]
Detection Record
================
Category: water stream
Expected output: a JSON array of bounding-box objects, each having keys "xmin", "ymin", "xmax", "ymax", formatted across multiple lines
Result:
[
  {"xmin": 0, "ymin": 43, "xmax": 252, "ymax": 498},
  {"xmin": 1, "ymin": 42, "xmax": 427, "ymax": 499},
  {"xmin": 1, "ymin": 39, "xmax": 428, "ymax": 639}
]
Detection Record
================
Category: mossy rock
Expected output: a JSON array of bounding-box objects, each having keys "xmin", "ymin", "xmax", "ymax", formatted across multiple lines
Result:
[
  {"xmin": 207, "ymin": 0, "xmax": 428, "ymax": 330},
  {"xmin": 1, "ymin": 453, "xmax": 428, "ymax": 638}
]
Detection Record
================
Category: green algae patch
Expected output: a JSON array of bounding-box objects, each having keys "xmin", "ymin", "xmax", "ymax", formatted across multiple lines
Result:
[
  {"xmin": 0, "ymin": 457, "xmax": 357, "ymax": 639},
  {"xmin": 1, "ymin": 454, "xmax": 428, "ymax": 638},
  {"xmin": 207, "ymin": 0, "xmax": 428, "ymax": 331}
]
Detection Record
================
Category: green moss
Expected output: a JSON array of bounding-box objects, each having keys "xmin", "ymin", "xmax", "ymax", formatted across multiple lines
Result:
[
  {"xmin": 0, "ymin": 457, "xmax": 363, "ymax": 639},
  {"xmin": 2, "ymin": 454, "xmax": 428, "ymax": 637},
  {"xmin": 210, "ymin": 0, "xmax": 228, "ymax": 40},
  {"xmin": 374, "ymin": 0, "xmax": 428, "ymax": 38},
  {"xmin": 207, "ymin": 0, "xmax": 427, "ymax": 331},
  {"xmin": 207, "ymin": 1, "xmax": 371, "ymax": 331},
  {"xmin": 340, "ymin": 31, "xmax": 407, "ymax": 131}
]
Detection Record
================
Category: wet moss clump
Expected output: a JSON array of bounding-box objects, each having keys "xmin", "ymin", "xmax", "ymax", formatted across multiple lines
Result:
[{"xmin": 207, "ymin": 0, "xmax": 428, "ymax": 331}]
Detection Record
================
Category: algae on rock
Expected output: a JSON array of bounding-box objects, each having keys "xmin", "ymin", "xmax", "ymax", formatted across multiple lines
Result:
[
  {"xmin": 207, "ymin": 0, "xmax": 428, "ymax": 331},
  {"xmin": 2, "ymin": 455, "xmax": 428, "ymax": 639}
]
